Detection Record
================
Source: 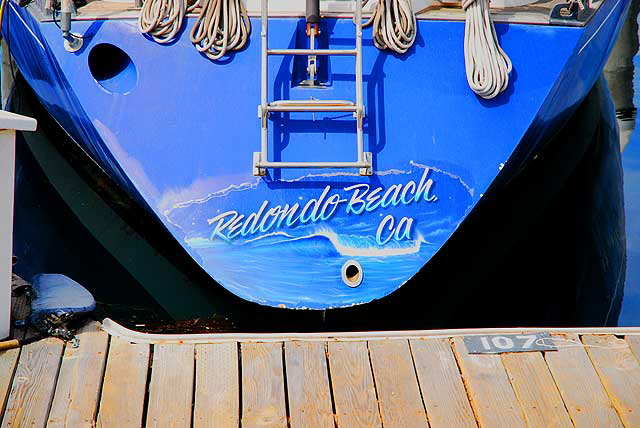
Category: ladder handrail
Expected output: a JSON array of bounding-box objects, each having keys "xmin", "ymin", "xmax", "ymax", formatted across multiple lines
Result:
[
  {"xmin": 256, "ymin": 0, "xmax": 372, "ymax": 176},
  {"xmin": 355, "ymin": 0, "xmax": 363, "ymax": 165},
  {"xmin": 260, "ymin": 0, "xmax": 268, "ymax": 160}
]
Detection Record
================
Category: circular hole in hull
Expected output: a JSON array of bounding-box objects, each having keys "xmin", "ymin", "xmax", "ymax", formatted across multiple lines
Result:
[
  {"xmin": 88, "ymin": 43, "xmax": 137, "ymax": 94},
  {"xmin": 342, "ymin": 260, "xmax": 363, "ymax": 288}
]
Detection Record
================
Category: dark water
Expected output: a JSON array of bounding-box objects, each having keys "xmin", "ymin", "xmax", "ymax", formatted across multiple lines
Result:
[{"xmin": 608, "ymin": 1, "xmax": 640, "ymax": 326}]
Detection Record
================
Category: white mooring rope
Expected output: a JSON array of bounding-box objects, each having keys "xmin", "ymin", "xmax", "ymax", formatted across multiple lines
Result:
[
  {"xmin": 139, "ymin": 0, "xmax": 196, "ymax": 43},
  {"xmin": 138, "ymin": 0, "xmax": 510, "ymax": 97},
  {"xmin": 361, "ymin": 0, "xmax": 510, "ymax": 98},
  {"xmin": 362, "ymin": 0, "xmax": 416, "ymax": 54},
  {"xmin": 462, "ymin": 0, "xmax": 512, "ymax": 99},
  {"xmin": 190, "ymin": 0, "xmax": 251, "ymax": 60}
]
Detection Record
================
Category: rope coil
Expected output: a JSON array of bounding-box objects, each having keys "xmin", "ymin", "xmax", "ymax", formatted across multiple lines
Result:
[
  {"xmin": 190, "ymin": 0, "xmax": 251, "ymax": 60},
  {"xmin": 139, "ymin": 0, "xmax": 249, "ymax": 60},
  {"xmin": 462, "ymin": 0, "xmax": 512, "ymax": 99},
  {"xmin": 138, "ymin": 0, "xmax": 510, "ymax": 98},
  {"xmin": 362, "ymin": 0, "xmax": 416, "ymax": 54},
  {"xmin": 139, "ymin": 0, "xmax": 196, "ymax": 43}
]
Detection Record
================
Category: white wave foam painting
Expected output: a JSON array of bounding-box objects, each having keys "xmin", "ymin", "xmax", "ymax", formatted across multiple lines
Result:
[{"xmin": 210, "ymin": 228, "xmax": 428, "ymax": 257}]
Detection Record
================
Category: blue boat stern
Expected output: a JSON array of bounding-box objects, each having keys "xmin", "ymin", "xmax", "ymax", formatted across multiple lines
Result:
[{"xmin": 1, "ymin": 0, "xmax": 630, "ymax": 309}]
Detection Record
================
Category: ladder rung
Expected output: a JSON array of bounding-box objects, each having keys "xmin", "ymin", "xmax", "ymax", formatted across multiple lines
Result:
[
  {"xmin": 267, "ymin": 105, "xmax": 358, "ymax": 112},
  {"xmin": 267, "ymin": 49, "xmax": 357, "ymax": 56},
  {"xmin": 257, "ymin": 161, "xmax": 370, "ymax": 169},
  {"xmin": 267, "ymin": 100, "xmax": 358, "ymax": 112},
  {"xmin": 271, "ymin": 100, "xmax": 355, "ymax": 106}
]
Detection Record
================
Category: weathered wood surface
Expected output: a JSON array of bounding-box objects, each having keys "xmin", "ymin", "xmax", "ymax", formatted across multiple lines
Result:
[
  {"xmin": 502, "ymin": 351, "xmax": 573, "ymax": 428},
  {"xmin": 410, "ymin": 338, "xmax": 477, "ymax": 428},
  {"xmin": 2, "ymin": 316, "xmax": 640, "ymax": 428},
  {"xmin": 0, "ymin": 349, "xmax": 20, "ymax": 418},
  {"xmin": 285, "ymin": 341, "xmax": 334, "ymax": 428},
  {"xmin": 582, "ymin": 334, "xmax": 640, "ymax": 428},
  {"xmin": 146, "ymin": 344, "xmax": 195, "ymax": 428},
  {"xmin": 545, "ymin": 334, "xmax": 624, "ymax": 428},
  {"xmin": 327, "ymin": 341, "xmax": 382, "ymax": 428},
  {"xmin": 1, "ymin": 338, "xmax": 64, "ymax": 428},
  {"xmin": 626, "ymin": 334, "xmax": 640, "ymax": 361},
  {"xmin": 47, "ymin": 321, "xmax": 109, "ymax": 428},
  {"xmin": 368, "ymin": 339, "xmax": 428, "ymax": 428},
  {"xmin": 241, "ymin": 342, "xmax": 287, "ymax": 428},
  {"xmin": 451, "ymin": 337, "xmax": 527, "ymax": 428},
  {"xmin": 0, "ymin": 290, "xmax": 28, "ymax": 417},
  {"xmin": 96, "ymin": 336, "xmax": 150, "ymax": 428},
  {"xmin": 194, "ymin": 343, "xmax": 239, "ymax": 428}
]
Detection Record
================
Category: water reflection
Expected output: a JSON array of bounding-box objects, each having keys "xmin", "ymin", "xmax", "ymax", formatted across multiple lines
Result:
[{"xmin": 606, "ymin": 1, "xmax": 640, "ymax": 325}]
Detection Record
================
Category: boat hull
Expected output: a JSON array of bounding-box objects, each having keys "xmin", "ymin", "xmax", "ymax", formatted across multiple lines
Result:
[
  {"xmin": 11, "ymin": 75, "xmax": 625, "ymax": 328},
  {"xmin": 2, "ymin": 0, "xmax": 630, "ymax": 310}
]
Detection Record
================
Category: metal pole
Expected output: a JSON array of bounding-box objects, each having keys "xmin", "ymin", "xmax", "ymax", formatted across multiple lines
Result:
[
  {"xmin": 355, "ymin": 0, "xmax": 364, "ymax": 164},
  {"xmin": 260, "ymin": 0, "xmax": 268, "ymax": 161},
  {"xmin": 60, "ymin": 0, "xmax": 83, "ymax": 52},
  {"xmin": 60, "ymin": 0, "xmax": 73, "ymax": 39},
  {"xmin": 308, "ymin": 28, "xmax": 316, "ymax": 83},
  {"xmin": 306, "ymin": 0, "xmax": 320, "ymax": 24}
]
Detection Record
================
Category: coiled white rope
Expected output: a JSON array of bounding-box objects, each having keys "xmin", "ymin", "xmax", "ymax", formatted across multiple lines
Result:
[
  {"xmin": 362, "ymin": 0, "xmax": 416, "ymax": 54},
  {"xmin": 139, "ymin": 0, "xmax": 199, "ymax": 43},
  {"xmin": 462, "ymin": 0, "xmax": 512, "ymax": 99},
  {"xmin": 190, "ymin": 0, "xmax": 251, "ymax": 60},
  {"xmin": 138, "ymin": 0, "xmax": 509, "ymax": 98}
]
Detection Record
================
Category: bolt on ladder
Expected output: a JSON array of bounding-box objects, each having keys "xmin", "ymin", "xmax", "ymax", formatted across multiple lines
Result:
[{"xmin": 253, "ymin": 0, "xmax": 372, "ymax": 176}]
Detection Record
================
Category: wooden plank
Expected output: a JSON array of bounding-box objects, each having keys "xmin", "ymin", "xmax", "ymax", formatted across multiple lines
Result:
[
  {"xmin": 241, "ymin": 342, "xmax": 287, "ymax": 428},
  {"xmin": 1, "ymin": 337, "xmax": 64, "ymax": 428},
  {"xmin": 582, "ymin": 334, "xmax": 640, "ymax": 428},
  {"xmin": 193, "ymin": 343, "xmax": 239, "ymax": 428},
  {"xmin": 96, "ymin": 336, "xmax": 150, "ymax": 428},
  {"xmin": 327, "ymin": 341, "xmax": 381, "ymax": 428},
  {"xmin": 627, "ymin": 336, "xmax": 640, "ymax": 362},
  {"xmin": 451, "ymin": 337, "xmax": 526, "ymax": 428},
  {"xmin": 47, "ymin": 322, "xmax": 109, "ymax": 428},
  {"xmin": 409, "ymin": 338, "xmax": 477, "ymax": 428},
  {"xmin": 0, "ymin": 348, "xmax": 20, "ymax": 417},
  {"xmin": 545, "ymin": 333, "xmax": 623, "ymax": 428},
  {"xmin": 146, "ymin": 344, "xmax": 195, "ymax": 428},
  {"xmin": 0, "ymin": 280, "xmax": 30, "ymax": 416},
  {"xmin": 502, "ymin": 352, "xmax": 573, "ymax": 428},
  {"xmin": 284, "ymin": 341, "xmax": 334, "ymax": 428},
  {"xmin": 368, "ymin": 339, "xmax": 427, "ymax": 428}
]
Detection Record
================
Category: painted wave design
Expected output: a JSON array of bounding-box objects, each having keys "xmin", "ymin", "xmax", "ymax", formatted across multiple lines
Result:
[
  {"xmin": 193, "ymin": 226, "xmax": 433, "ymax": 308},
  {"xmin": 233, "ymin": 228, "xmax": 427, "ymax": 257},
  {"xmin": 174, "ymin": 163, "xmax": 474, "ymax": 307}
]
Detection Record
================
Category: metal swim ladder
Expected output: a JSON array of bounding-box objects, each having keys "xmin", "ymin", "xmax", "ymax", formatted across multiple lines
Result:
[{"xmin": 253, "ymin": 0, "xmax": 372, "ymax": 176}]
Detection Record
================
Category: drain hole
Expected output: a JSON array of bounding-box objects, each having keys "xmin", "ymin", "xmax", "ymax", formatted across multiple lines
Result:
[
  {"xmin": 346, "ymin": 264, "xmax": 359, "ymax": 280},
  {"xmin": 342, "ymin": 260, "xmax": 363, "ymax": 288}
]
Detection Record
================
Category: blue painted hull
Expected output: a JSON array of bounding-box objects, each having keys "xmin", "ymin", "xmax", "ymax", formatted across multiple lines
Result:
[
  {"xmin": 10, "ymin": 74, "xmax": 626, "ymax": 327},
  {"xmin": 2, "ymin": 0, "xmax": 630, "ymax": 310}
]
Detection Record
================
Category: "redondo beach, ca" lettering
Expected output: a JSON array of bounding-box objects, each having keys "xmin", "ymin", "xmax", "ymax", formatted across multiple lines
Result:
[{"xmin": 207, "ymin": 168, "xmax": 438, "ymax": 245}]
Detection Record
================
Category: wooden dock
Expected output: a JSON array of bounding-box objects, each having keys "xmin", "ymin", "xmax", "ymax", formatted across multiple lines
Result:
[{"xmin": 1, "ymin": 314, "xmax": 640, "ymax": 428}]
